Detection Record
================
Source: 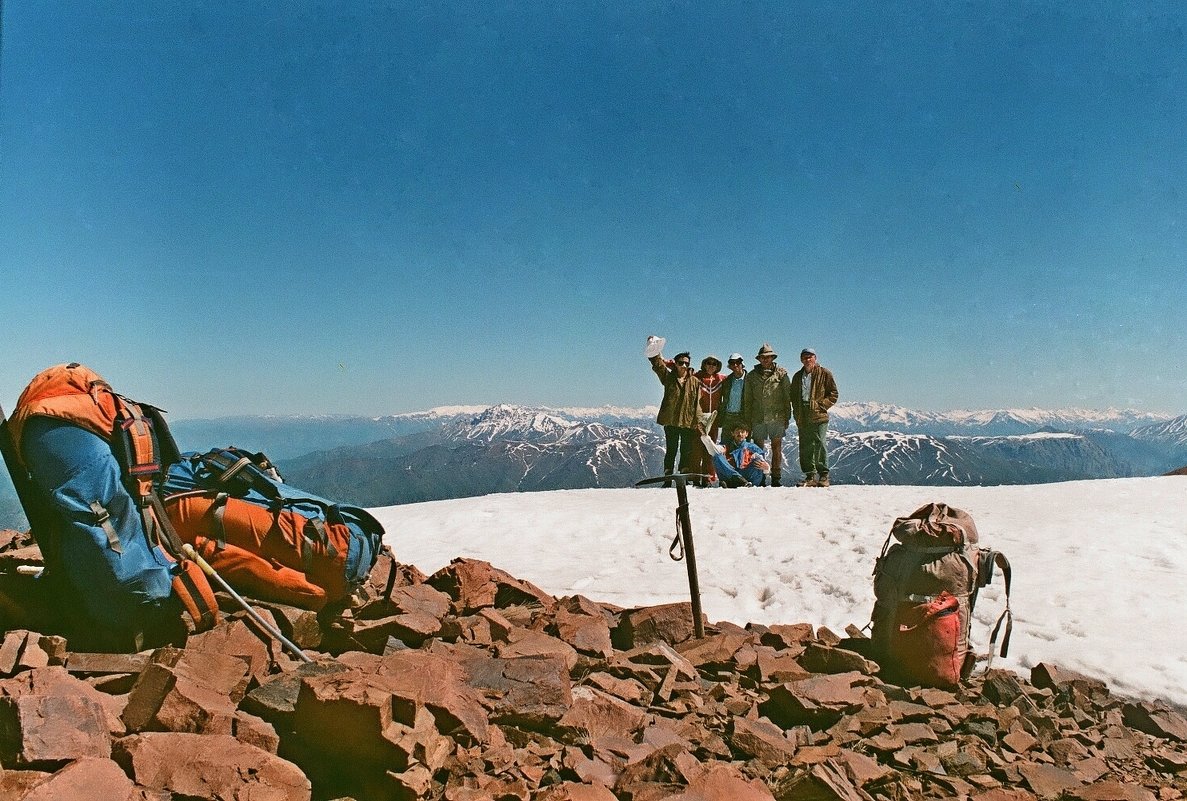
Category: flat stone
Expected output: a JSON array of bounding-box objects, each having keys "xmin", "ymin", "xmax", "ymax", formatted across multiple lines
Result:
[
  {"xmin": 0, "ymin": 667, "xmax": 113, "ymax": 767},
  {"xmin": 114, "ymin": 732, "xmax": 310, "ymax": 801},
  {"xmin": 1069, "ymin": 781, "xmax": 1158, "ymax": 801},
  {"xmin": 1017, "ymin": 762, "xmax": 1083, "ymax": 799},
  {"xmin": 613, "ymin": 602, "xmax": 701, "ymax": 649},
  {"xmin": 1123, "ymin": 702, "xmax": 1187, "ymax": 742},
  {"xmin": 728, "ymin": 716, "xmax": 798, "ymax": 766},
  {"xmin": 16, "ymin": 756, "xmax": 136, "ymax": 801}
]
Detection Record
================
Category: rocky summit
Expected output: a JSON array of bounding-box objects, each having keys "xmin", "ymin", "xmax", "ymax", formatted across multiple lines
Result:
[{"xmin": 0, "ymin": 528, "xmax": 1185, "ymax": 800}]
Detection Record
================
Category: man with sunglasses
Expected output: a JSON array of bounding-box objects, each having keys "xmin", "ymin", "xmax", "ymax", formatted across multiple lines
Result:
[
  {"xmin": 743, "ymin": 343, "xmax": 792, "ymax": 486},
  {"xmin": 647, "ymin": 341, "xmax": 702, "ymax": 487}
]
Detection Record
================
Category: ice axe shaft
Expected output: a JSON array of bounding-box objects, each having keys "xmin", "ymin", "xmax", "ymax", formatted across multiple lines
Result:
[
  {"xmin": 181, "ymin": 544, "xmax": 313, "ymax": 663},
  {"xmin": 635, "ymin": 473, "xmax": 706, "ymax": 639}
]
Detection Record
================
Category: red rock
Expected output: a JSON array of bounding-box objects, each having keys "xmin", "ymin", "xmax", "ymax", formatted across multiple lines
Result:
[
  {"xmin": 973, "ymin": 790, "xmax": 1039, "ymax": 801},
  {"xmin": 0, "ymin": 631, "xmax": 51, "ymax": 677},
  {"xmin": 1030, "ymin": 663, "xmax": 1108, "ymax": 695},
  {"xmin": 553, "ymin": 606, "xmax": 614, "ymax": 657},
  {"xmin": 121, "ymin": 647, "xmax": 250, "ymax": 735},
  {"xmin": 614, "ymin": 743, "xmax": 703, "ymax": 793},
  {"xmin": 558, "ymin": 685, "xmax": 648, "ymax": 742},
  {"xmin": 835, "ymin": 748, "xmax": 895, "ymax": 787},
  {"xmin": 17, "ymin": 756, "xmax": 136, "ymax": 801},
  {"xmin": 670, "ymin": 762, "xmax": 776, "ymax": 800},
  {"xmin": 1123, "ymin": 702, "xmax": 1187, "ymax": 742},
  {"xmin": 496, "ymin": 628, "xmax": 579, "ymax": 670},
  {"xmin": 613, "ymin": 602, "xmax": 700, "ymax": 649},
  {"xmin": 750, "ymin": 647, "xmax": 811, "ymax": 684},
  {"xmin": 728, "ymin": 716, "xmax": 798, "ymax": 765},
  {"xmin": 0, "ymin": 667, "xmax": 113, "ymax": 766},
  {"xmin": 0, "ymin": 769, "xmax": 51, "ymax": 799},
  {"xmin": 450, "ymin": 646, "xmax": 574, "ymax": 730},
  {"xmin": 535, "ymin": 781, "xmax": 618, "ymax": 800},
  {"xmin": 1003, "ymin": 727, "xmax": 1039, "ymax": 754},
  {"xmin": 759, "ymin": 673, "xmax": 872, "ymax": 729},
  {"xmin": 114, "ymin": 732, "xmax": 310, "ymax": 800},
  {"xmin": 310, "ymin": 649, "xmax": 491, "ymax": 745},
  {"xmin": 1070, "ymin": 781, "xmax": 1158, "ymax": 801},
  {"xmin": 187, "ymin": 618, "xmax": 273, "ymax": 684},
  {"xmin": 1018, "ymin": 763, "xmax": 1083, "ymax": 799},
  {"xmin": 798, "ymin": 643, "xmax": 879, "ymax": 676},
  {"xmin": 233, "ymin": 710, "xmax": 280, "ymax": 753},
  {"xmin": 775, "ymin": 758, "xmax": 872, "ymax": 801},
  {"xmin": 583, "ymin": 672, "xmax": 649, "ymax": 705},
  {"xmin": 251, "ymin": 599, "xmax": 324, "ymax": 649},
  {"xmin": 427, "ymin": 558, "xmax": 555, "ymax": 614},
  {"xmin": 676, "ymin": 632, "xmax": 753, "ymax": 667},
  {"xmin": 758, "ymin": 623, "xmax": 815, "ymax": 652}
]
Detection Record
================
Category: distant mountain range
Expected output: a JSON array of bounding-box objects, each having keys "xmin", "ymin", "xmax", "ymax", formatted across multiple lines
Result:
[
  {"xmin": 273, "ymin": 403, "xmax": 1187, "ymax": 507},
  {"xmin": 2, "ymin": 402, "xmax": 1185, "ymax": 529}
]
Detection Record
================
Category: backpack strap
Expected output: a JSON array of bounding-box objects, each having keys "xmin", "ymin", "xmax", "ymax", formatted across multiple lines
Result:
[
  {"xmin": 198, "ymin": 449, "xmax": 282, "ymax": 501},
  {"xmin": 987, "ymin": 552, "xmax": 1013, "ymax": 658}
]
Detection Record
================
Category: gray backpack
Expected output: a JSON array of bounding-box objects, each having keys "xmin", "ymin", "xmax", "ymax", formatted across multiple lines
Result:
[{"xmin": 870, "ymin": 503, "xmax": 1012, "ymax": 687}]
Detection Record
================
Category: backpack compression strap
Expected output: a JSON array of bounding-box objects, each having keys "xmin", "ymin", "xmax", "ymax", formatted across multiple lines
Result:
[{"xmin": 987, "ymin": 552, "xmax": 1013, "ymax": 658}]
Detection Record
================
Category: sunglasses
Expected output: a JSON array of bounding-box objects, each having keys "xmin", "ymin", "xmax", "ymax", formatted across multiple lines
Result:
[
  {"xmin": 728, "ymin": 360, "xmax": 743, "ymax": 365},
  {"xmin": 675, "ymin": 360, "xmax": 690, "ymax": 366}
]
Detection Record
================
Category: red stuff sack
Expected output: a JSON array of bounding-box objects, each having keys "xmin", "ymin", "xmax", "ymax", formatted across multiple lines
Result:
[{"xmin": 889, "ymin": 591, "xmax": 962, "ymax": 688}]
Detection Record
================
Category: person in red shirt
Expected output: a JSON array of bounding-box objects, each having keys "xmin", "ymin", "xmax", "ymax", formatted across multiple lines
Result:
[{"xmin": 691, "ymin": 355, "xmax": 724, "ymax": 486}]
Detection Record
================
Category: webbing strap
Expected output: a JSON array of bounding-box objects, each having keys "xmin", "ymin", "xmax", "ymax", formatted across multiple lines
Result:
[
  {"xmin": 216, "ymin": 455, "xmax": 252, "ymax": 485},
  {"xmin": 988, "ymin": 552, "xmax": 1013, "ymax": 659},
  {"xmin": 212, "ymin": 493, "xmax": 229, "ymax": 551},
  {"xmin": 173, "ymin": 560, "xmax": 218, "ymax": 631},
  {"xmin": 300, "ymin": 520, "xmax": 317, "ymax": 574},
  {"xmin": 89, "ymin": 501, "xmax": 122, "ymax": 553},
  {"xmin": 146, "ymin": 493, "xmax": 187, "ymax": 557},
  {"xmin": 669, "ymin": 503, "xmax": 687, "ymax": 562},
  {"xmin": 117, "ymin": 400, "xmax": 159, "ymax": 499}
]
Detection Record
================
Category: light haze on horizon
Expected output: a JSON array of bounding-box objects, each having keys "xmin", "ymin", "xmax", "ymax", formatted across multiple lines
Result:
[{"xmin": 1, "ymin": 3, "xmax": 1184, "ymax": 417}]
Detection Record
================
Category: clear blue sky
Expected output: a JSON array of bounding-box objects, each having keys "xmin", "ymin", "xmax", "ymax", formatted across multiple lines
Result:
[{"xmin": 2, "ymin": 3, "xmax": 1184, "ymax": 417}]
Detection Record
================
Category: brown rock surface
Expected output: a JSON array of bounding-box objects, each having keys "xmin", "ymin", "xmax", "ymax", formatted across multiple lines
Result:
[{"xmin": 0, "ymin": 554, "xmax": 1183, "ymax": 801}]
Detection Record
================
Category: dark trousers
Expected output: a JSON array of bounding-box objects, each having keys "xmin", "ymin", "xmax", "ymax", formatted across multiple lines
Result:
[
  {"xmin": 797, "ymin": 420, "xmax": 829, "ymax": 477},
  {"xmin": 663, "ymin": 426, "xmax": 696, "ymax": 475}
]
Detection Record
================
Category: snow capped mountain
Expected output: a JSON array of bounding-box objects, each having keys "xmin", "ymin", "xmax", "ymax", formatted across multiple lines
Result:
[
  {"xmin": 824, "ymin": 431, "xmax": 985, "ymax": 485},
  {"xmin": 831, "ymin": 402, "xmax": 1170, "ymax": 436},
  {"xmin": 447, "ymin": 404, "xmax": 579, "ymax": 444},
  {"xmin": 1130, "ymin": 414, "xmax": 1187, "ymax": 449}
]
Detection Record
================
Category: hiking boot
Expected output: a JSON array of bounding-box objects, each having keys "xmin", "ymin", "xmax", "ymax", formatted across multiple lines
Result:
[
  {"xmin": 817, "ymin": 475, "xmax": 831, "ymax": 487},
  {"xmin": 796, "ymin": 475, "xmax": 817, "ymax": 487}
]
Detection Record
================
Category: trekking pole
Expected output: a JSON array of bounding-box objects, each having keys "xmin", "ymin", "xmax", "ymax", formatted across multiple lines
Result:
[
  {"xmin": 635, "ymin": 472, "xmax": 707, "ymax": 639},
  {"xmin": 181, "ymin": 544, "xmax": 314, "ymax": 664}
]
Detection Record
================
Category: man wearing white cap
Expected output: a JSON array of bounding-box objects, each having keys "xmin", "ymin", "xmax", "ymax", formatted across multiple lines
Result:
[{"xmin": 791, "ymin": 348, "xmax": 839, "ymax": 487}]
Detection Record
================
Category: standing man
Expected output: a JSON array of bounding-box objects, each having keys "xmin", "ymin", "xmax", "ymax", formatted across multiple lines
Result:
[
  {"xmin": 717, "ymin": 353, "xmax": 748, "ymax": 446},
  {"xmin": 646, "ymin": 339, "xmax": 702, "ymax": 487},
  {"xmin": 743, "ymin": 343, "xmax": 792, "ymax": 487},
  {"xmin": 791, "ymin": 348, "xmax": 839, "ymax": 487}
]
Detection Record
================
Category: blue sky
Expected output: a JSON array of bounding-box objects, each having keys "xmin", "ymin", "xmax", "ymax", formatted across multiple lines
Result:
[{"xmin": 1, "ymin": 2, "xmax": 1184, "ymax": 417}]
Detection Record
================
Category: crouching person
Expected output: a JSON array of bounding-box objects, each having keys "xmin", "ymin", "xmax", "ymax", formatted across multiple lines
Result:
[{"xmin": 713, "ymin": 424, "xmax": 771, "ymax": 488}]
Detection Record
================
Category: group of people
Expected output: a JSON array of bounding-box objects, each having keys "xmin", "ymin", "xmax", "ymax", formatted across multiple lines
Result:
[{"xmin": 646, "ymin": 338, "xmax": 839, "ymax": 488}]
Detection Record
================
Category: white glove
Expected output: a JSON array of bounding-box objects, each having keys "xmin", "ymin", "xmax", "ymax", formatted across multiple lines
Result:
[{"xmin": 644, "ymin": 335, "xmax": 666, "ymax": 359}]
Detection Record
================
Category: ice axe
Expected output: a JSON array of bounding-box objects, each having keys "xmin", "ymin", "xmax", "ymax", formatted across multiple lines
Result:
[
  {"xmin": 181, "ymin": 543, "xmax": 314, "ymax": 664},
  {"xmin": 635, "ymin": 472, "xmax": 708, "ymax": 639}
]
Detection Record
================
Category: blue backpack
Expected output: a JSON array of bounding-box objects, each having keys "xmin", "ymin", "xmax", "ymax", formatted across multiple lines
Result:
[
  {"xmin": 1, "ymin": 364, "xmax": 219, "ymax": 644},
  {"xmin": 160, "ymin": 447, "xmax": 384, "ymax": 611}
]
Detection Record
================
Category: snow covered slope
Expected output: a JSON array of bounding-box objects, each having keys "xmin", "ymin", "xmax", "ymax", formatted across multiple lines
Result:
[{"xmin": 372, "ymin": 477, "xmax": 1187, "ymax": 707}]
